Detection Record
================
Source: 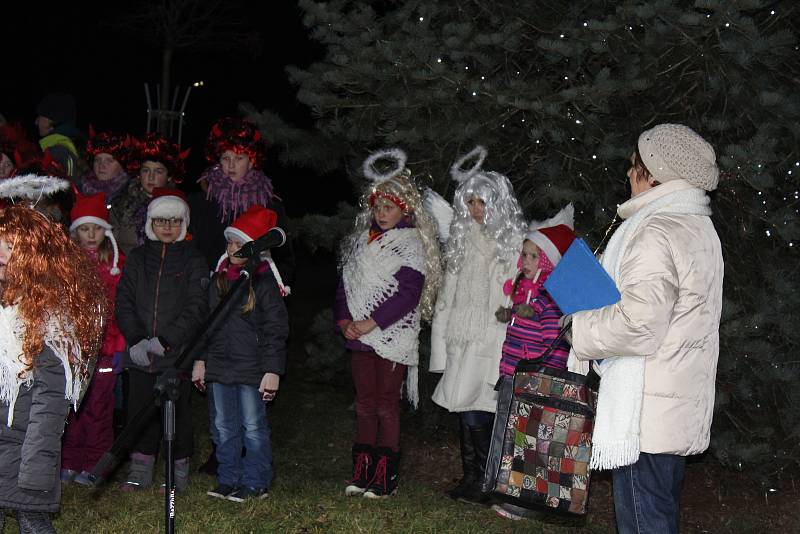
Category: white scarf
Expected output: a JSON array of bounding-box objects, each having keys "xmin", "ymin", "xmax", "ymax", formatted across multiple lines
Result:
[
  {"xmin": 0, "ymin": 305, "xmax": 84, "ymax": 426},
  {"xmin": 584, "ymin": 180, "xmax": 712, "ymax": 470},
  {"xmin": 343, "ymin": 227, "xmax": 427, "ymax": 407}
]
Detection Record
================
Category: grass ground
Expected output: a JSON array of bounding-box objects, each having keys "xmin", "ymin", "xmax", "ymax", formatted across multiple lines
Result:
[{"xmin": 25, "ymin": 254, "xmax": 800, "ymax": 533}]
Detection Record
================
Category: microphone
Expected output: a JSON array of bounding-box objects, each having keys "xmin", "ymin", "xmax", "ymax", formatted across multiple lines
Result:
[{"xmin": 234, "ymin": 227, "xmax": 286, "ymax": 259}]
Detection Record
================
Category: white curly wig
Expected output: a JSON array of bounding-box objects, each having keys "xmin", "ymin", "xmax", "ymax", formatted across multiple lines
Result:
[{"xmin": 443, "ymin": 148, "xmax": 526, "ymax": 273}]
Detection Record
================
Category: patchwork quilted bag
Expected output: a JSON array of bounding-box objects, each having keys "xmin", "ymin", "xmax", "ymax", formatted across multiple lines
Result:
[{"xmin": 486, "ymin": 360, "xmax": 597, "ymax": 516}]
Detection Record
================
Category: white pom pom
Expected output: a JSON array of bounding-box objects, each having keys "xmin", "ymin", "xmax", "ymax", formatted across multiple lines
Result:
[
  {"xmin": 450, "ymin": 146, "xmax": 487, "ymax": 183},
  {"xmin": 422, "ymin": 188, "xmax": 454, "ymax": 242},
  {"xmin": 528, "ymin": 203, "xmax": 575, "ymax": 232},
  {"xmin": 362, "ymin": 148, "xmax": 408, "ymax": 183}
]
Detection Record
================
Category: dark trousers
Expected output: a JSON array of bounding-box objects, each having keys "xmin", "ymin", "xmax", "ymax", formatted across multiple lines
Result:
[
  {"xmin": 126, "ymin": 369, "xmax": 193, "ymax": 459},
  {"xmin": 350, "ymin": 350, "xmax": 406, "ymax": 451},
  {"xmin": 612, "ymin": 452, "xmax": 686, "ymax": 534},
  {"xmin": 61, "ymin": 362, "xmax": 116, "ymax": 472}
]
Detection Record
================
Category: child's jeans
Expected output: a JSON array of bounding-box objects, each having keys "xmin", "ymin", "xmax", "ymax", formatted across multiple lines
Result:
[
  {"xmin": 350, "ymin": 350, "xmax": 406, "ymax": 451},
  {"xmin": 211, "ymin": 382, "xmax": 273, "ymax": 490}
]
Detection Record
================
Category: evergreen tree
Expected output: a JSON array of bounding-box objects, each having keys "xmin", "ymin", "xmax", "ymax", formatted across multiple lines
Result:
[{"xmin": 250, "ymin": 0, "xmax": 800, "ymax": 482}]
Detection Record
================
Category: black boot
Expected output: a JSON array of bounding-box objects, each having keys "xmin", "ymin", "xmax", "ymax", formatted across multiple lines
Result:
[
  {"xmin": 198, "ymin": 442, "xmax": 218, "ymax": 476},
  {"xmin": 363, "ymin": 447, "xmax": 400, "ymax": 498},
  {"xmin": 447, "ymin": 418, "xmax": 476, "ymax": 500},
  {"xmin": 344, "ymin": 443, "xmax": 374, "ymax": 496},
  {"xmin": 458, "ymin": 424, "xmax": 491, "ymax": 505}
]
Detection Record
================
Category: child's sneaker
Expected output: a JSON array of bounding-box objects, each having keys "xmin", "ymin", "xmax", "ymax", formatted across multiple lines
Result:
[
  {"xmin": 363, "ymin": 448, "xmax": 400, "ymax": 499},
  {"xmin": 120, "ymin": 453, "xmax": 155, "ymax": 492},
  {"xmin": 60, "ymin": 469, "xmax": 78, "ymax": 483},
  {"xmin": 344, "ymin": 444, "xmax": 373, "ymax": 496},
  {"xmin": 227, "ymin": 486, "xmax": 269, "ymax": 502},
  {"xmin": 73, "ymin": 471, "xmax": 94, "ymax": 486},
  {"xmin": 207, "ymin": 484, "xmax": 237, "ymax": 500}
]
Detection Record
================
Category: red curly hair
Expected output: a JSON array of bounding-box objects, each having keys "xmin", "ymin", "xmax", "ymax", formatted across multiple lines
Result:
[{"xmin": 0, "ymin": 206, "xmax": 107, "ymax": 375}]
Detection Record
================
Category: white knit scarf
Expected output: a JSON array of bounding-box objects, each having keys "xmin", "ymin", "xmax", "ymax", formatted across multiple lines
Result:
[
  {"xmin": 586, "ymin": 182, "xmax": 712, "ymax": 470},
  {"xmin": 343, "ymin": 228, "xmax": 427, "ymax": 407},
  {"xmin": 0, "ymin": 305, "xmax": 84, "ymax": 426}
]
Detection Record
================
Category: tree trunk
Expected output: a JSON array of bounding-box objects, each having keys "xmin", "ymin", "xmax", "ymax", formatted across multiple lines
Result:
[{"xmin": 159, "ymin": 47, "xmax": 173, "ymax": 136}]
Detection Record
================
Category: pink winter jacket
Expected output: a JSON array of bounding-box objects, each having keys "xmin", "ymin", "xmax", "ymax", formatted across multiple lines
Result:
[{"xmin": 572, "ymin": 181, "xmax": 724, "ymax": 456}]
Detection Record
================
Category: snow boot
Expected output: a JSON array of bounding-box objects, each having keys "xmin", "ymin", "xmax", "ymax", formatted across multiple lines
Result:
[
  {"xmin": 345, "ymin": 443, "xmax": 374, "ymax": 496},
  {"xmin": 363, "ymin": 448, "xmax": 400, "ymax": 498},
  {"xmin": 447, "ymin": 418, "xmax": 476, "ymax": 500},
  {"xmin": 457, "ymin": 424, "xmax": 491, "ymax": 505},
  {"xmin": 120, "ymin": 452, "xmax": 155, "ymax": 491}
]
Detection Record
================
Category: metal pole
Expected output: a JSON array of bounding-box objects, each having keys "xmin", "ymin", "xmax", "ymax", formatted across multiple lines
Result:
[
  {"xmin": 144, "ymin": 83, "xmax": 153, "ymax": 133},
  {"xmin": 177, "ymin": 87, "xmax": 192, "ymax": 148}
]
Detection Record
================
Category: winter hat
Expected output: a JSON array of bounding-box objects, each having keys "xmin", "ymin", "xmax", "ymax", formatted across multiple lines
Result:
[
  {"xmin": 216, "ymin": 204, "xmax": 290, "ymax": 296},
  {"xmin": 525, "ymin": 224, "xmax": 576, "ymax": 267},
  {"xmin": 638, "ymin": 123, "xmax": 719, "ymax": 191},
  {"xmin": 205, "ymin": 117, "xmax": 266, "ymax": 168},
  {"xmin": 145, "ymin": 187, "xmax": 190, "ymax": 241},
  {"xmin": 69, "ymin": 191, "xmax": 121, "ymax": 274},
  {"xmin": 36, "ymin": 92, "xmax": 77, "ymax": 126}
]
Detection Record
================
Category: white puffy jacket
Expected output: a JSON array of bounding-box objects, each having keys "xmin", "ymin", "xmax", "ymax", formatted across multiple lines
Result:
[{"xmin": 573, "ymin": 180, "xmax": 724, "ymax": 456}]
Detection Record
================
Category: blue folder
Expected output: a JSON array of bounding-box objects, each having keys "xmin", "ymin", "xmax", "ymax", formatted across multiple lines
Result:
[{"xmin": 543, "ymin": 238, "xmax": 621, "ymax": 315}]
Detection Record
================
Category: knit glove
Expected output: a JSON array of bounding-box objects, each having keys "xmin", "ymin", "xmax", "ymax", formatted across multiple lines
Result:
[
  {"xmin": 259, "ymin": 373, "xmax": 280, "ymax": 402},
  {"xmin": 147, "ymin": 337, "xmax": 167, "ymax": 357},
  {"xmin": 128, "ymin": 339, "xmax": 150, "ymax": 367}
]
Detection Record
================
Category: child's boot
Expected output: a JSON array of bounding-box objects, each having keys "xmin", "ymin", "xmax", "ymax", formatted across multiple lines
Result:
[
  {"xmin": 447, "ymin": 418, "xmax": 476, "ymax": 500},
  {"xmin": 344, "ymin": 443, "xmax": 374, "ymax": 496},
  {"xmin": 363, "ymin": 447, "xmax": 400, "ymax": 499},
  {"xmin": 458, "ymin": 424, "xmax": 491, "ymax": 505},
  {"xmin": 120, "ymin": 452, "xmax": 155, "ymax": 491},
  {"xmin": 175, "ymin": 457, "xmax": 190, "ymax": 492}
]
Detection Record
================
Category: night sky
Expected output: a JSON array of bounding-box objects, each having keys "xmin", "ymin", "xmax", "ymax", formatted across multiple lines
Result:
[{"xmin": 1, "ymin": 1, "xmax": 341, "ymax": 215}]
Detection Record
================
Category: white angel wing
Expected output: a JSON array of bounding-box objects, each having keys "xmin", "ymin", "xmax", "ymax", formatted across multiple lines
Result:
[{"xmin": 422, "ymin": 188, "xmax": 454, "ymax": 242}]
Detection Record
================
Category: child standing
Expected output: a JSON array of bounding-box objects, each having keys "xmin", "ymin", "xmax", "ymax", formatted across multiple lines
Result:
[
  {"xmin": 335, "ymin": 149, "xmax": 441, "ymax": 499},
  {"xmin": 0, "ymin": 204, "xmax": 106, "ymax": 533},
  {"xmin": 492, "ymin": 214, "xmax": 577, "ymax": 521},
  {"xmin": 115, "ymin": 188, "xmax": 209, "ymax": 492},
  {"xmin": 191, "ymin": 204, "xmax": 289, "ymax": 502},
  {"xmin": 429, "ymin": 147, "xmax": 525, "ymax": 505},
  {"xmin": 61, "ymin": 191, "xmax": 126, "ymax": 485}
]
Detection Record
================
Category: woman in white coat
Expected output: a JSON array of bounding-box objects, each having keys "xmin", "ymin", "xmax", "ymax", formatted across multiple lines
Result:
[
  {"xmin": 570, "ymin": 124, "xmax": 724, "ymax": 533},
  {"xmin": 429, "ymin": 147, "xmax": 525, "ymax": 505}
]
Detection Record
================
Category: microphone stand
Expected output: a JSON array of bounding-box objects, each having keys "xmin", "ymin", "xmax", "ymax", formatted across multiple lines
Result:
[{"xmin": 88, "ymin": 250, "xmax": 264, "ymax": 533}]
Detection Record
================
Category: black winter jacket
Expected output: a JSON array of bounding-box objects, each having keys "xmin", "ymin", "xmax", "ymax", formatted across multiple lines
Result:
[
  {"xmin": 188, "ymin": 193, "xmax": 295, "ymax": 285},
  {"xmin": 0, "ymin": 347, "xmax": 71, "ymax": 512},
  {"xmin": 201, "ymin": 267, "xmax": 289, "ymax": 387},
  {"xmin": 116, "ymin": 240, "xmax": 209, "ymax": 373}
]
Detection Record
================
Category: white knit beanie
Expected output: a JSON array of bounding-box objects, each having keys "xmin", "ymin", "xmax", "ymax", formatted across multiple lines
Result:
[
  {"xmin": 638, "ymin": 124, "xmax": 719, "ymax": 191},
  {"xmin": 145, "ymin": 191, "xmax": 190, "ymax": 241}
]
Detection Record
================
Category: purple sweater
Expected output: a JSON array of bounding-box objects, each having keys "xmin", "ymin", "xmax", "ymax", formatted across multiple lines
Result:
[{"xmin": 334, "ymin": 222, "xmax": 425, "ymax": 352}]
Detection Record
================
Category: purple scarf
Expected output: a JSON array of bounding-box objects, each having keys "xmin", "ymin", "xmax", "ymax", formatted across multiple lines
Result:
[
  {"xmin": 79, "ymin": 170, "xmax": 131, "ymax": 203},
  {"xmin": 201, "ymin": 164, "xmax": 274, "ymax": 222}
]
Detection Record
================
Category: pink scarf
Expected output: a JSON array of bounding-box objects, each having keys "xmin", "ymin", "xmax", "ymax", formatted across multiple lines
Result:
[{"xmin": 201, "ymin": 164, "xmax": 274, "ymax": 222}]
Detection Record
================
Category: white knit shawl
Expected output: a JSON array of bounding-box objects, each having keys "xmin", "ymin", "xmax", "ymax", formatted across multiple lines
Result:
[
  {"xmin": 582, "ymin": 181, "xmax": 712, "ymax": 470},
  {"xmin": 0, "ymin": 305, "xmax": 83, "ymax": 426},
  {"xmin": 343, "ymin": 228, "xmax": 427, "ymax": 407}
]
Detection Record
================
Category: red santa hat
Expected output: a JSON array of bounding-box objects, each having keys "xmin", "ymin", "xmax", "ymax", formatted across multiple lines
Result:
[
  {"xmin": 525, "ymin": 224, "xmax": 576, "ymax": 266},
  {"xmin": 216, "ymin": 204, "xmax": 290, "ymax": 296},
  {"xmin": 145, "ymin": 187, "xmax": 190, "ymax": 242},
  {"xmin": 69, "ymin": 191, "xmax": 121, "ymax": 274}
]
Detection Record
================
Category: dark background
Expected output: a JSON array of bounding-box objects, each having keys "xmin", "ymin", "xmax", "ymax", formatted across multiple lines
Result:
[{"xmin": 0, "ymin": 1, "xmax": 344, "ymax": 215}]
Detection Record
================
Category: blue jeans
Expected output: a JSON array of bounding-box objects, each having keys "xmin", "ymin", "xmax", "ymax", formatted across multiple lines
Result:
[
  {"xmin": 211, "ymin": 382, "xmax": 273, "ymax": 489},
  {"xmin": 612, "ymin": 452, "xmax": 686, "ymax": 534},
  {"xmin": 460, "ymin": 410, "xmax": 493, "ymax": 427}
]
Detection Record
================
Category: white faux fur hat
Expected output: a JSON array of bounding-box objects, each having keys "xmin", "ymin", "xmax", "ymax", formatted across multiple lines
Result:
[
  {"xmin": 638, "ymin": 124, "xmax": 719, "ymax": 191},
  {"xmin": 145, "ymin": 187, "xmax": 190, "ymax": 241}
]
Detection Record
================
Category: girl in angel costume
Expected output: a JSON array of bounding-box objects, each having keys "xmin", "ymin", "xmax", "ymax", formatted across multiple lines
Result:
[
  {"xmin": 334, "ymin": 149, "xmax": 441, "ymax": 499},
  {"xmin": 0, "ymin": 173, "xmax": 106, "ymax": 533},
  {"xmin": 426, "ymin": 147, "xmax": 526, "ymax": 505}
]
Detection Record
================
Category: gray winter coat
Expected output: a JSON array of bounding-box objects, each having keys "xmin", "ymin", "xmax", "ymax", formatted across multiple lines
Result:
[{"xmin": 0, "ymin": 347, "xmax": 71, "ymax": 512}]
